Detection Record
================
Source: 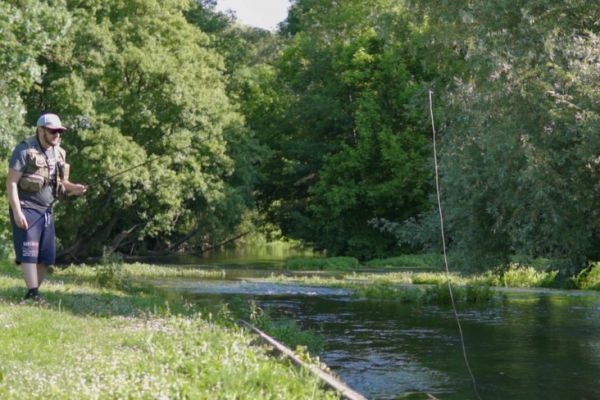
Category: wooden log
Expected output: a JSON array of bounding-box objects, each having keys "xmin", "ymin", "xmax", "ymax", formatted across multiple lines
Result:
[{"xmin": 238, "ymin": 319, "xmax": 367, "ymax": 400}]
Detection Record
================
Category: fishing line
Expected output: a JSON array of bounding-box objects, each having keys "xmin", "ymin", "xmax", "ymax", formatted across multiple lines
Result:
[{"xmin": 428, "ymin": 89, "xmax": 481, "ymax": 400}]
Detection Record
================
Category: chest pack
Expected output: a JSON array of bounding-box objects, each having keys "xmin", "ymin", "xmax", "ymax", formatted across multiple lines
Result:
[{"xmin": 18, "ymin": 136, "xmax": 69, "ymax": 196}]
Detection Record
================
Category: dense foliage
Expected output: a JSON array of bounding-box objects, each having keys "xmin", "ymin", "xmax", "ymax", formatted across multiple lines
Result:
[
  {"xmin": 252, "ymin": 0, "xmax": 433, "ymax": 259},
  {"xmin": 1, "ymin": 0, "xmax": 598, "ymax": 271},
  {"xmin": 415, "ymin": 0, "xmax": 600, "ymax": 269}
]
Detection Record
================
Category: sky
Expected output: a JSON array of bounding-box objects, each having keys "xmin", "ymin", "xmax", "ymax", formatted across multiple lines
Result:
[{"xmin": 215, "ymin": 0, "xmax": 292, "ymax": 31}]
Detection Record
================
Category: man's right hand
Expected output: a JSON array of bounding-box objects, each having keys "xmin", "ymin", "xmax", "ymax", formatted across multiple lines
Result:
[{"xmin": 14, "ymin": 211, "xmax": 28, "ymax": 230}]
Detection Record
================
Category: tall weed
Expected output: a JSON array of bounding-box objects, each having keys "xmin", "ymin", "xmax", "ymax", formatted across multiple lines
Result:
[
  {"xmin": 497, "ymin": 264, "xmax": 558, "ymax": 288},
  {"xmin": 94, "ymin": 251, "xmax": 131, "ymax": 290},
  {"xmin": 573, "ymin": 263, "xmax": 600, "ymax": 290}
]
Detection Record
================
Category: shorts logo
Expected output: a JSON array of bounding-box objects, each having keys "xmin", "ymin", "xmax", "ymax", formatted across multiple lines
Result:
[{"xmin": 22, "ymin": 241, "xmax": 39, "ymax": 258}]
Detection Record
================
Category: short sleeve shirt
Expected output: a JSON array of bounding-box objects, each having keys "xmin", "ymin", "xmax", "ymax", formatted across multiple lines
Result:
[{"xmin": 9, "ymin": 137, "xmax": 58, "ymax": 211}]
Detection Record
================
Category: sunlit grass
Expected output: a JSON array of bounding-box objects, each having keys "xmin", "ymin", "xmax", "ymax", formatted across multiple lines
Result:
[
  {"xmin": 491, "ymin": 264, "xmax": 559, "ymax": 288},
  {"xmin": 57, "ymin": 262, "xmax": 226, "ymax": 279},
  {"xmin": 0, "ymin": 260, "xmax": 337, "ymax": 399}
]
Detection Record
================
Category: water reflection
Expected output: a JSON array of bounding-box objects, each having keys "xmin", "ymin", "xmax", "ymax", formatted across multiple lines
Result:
[{"xmin": 160, "ymin": 242, "xmax": 316, "ymax": 269}]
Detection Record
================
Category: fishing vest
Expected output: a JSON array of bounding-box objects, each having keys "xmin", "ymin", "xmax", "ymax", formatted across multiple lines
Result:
[{"xmin": 18, "ymin": 136, "xmax": 69, "ymax": 197}]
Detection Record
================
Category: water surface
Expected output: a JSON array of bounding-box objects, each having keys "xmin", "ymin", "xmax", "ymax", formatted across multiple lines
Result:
[{"xmin": 152, "ymin": 250, "xmax": 600, "ymax": 399}]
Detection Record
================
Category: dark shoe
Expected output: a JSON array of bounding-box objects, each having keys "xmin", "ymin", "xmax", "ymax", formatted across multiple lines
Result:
[{"xmin": 33, "ymin": 294, "xmax": 45, "ymax": 305}]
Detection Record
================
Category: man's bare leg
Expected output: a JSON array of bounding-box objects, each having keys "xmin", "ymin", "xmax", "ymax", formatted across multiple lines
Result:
[
  {"xmin": 20, "ymin": 263, "xmax": 38, "ymax": 289},
  {"xmin": 37, "ymin": 264, "xmax": 47, "ymax": 287}
]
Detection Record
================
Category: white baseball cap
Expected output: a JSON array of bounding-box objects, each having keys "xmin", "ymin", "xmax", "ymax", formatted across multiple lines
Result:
[{"xmin": 36, "ymin": 113, "xmax": 67, "ymax": 131}]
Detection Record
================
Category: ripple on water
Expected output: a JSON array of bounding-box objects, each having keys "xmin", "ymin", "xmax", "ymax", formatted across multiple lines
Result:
[
  {"xmin": 323, "ymin": 349, "xmax": 451, "ymax": 399},
  {"xmin": 152, "ymin": 279, "xmax": 351, "ymax": 297}
]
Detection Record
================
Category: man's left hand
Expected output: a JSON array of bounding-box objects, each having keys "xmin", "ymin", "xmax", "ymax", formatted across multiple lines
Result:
[{"xmin": 66, "ymin": 182, "xmax": 88, "ymax": 196}]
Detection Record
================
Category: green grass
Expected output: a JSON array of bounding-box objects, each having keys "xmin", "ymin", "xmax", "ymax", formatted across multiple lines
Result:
[{"xmin": 0, "ymin": 260, "xmax": 337, "ymax": 399}]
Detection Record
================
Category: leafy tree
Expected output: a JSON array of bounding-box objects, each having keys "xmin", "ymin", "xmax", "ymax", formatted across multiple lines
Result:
[
  {"xmin": 414, "ymin": 0, "xmax": 600, "ymax": 269},
  {"xmin": 24, "ymin": 0, "xmax": 245, "ymax": 259},
  {"xmin": 254, "ymin": 0, "xmax": 433, "ymax": 258},
  {"xmin": 0, "ymin": 0, "xmax": 70, "ymax": 257}
]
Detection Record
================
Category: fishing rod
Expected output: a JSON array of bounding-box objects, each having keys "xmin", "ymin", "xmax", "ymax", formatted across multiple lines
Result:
[
  {"xmin": 86, "ymin": 151, "xmax": 173, "ymax": 187},
  {"xmin": 52, "ymin": 145, "xmax": 188, "ymax": 207}
]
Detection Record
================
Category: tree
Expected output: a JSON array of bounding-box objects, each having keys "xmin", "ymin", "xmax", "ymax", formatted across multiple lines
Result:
[
  {"xmin": 414, "ymin": 0, "xmax": 600, "ymax": 269},
  {"xmin": 0, "ymin": 0, "xmax": 70, "ymax": 257},
  {"xmin": 24, "ymin": 0, "xmax": 245, "ymax": 259},
  {"xmin": 254, "ymin": 0, "xmax": 433, "ymax": 258}
]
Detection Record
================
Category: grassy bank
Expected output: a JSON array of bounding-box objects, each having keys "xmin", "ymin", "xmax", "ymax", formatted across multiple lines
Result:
[
  {"xmin": 0, "ymin": 260, "xmax": 337, "ymax": 399},
  {"xmin": 285, "ymin": 254, "xmax": 600, "ymax": 291},
  {"xmin": 269, "ymin": 258, "xmax": 600, "ymax": 304}
]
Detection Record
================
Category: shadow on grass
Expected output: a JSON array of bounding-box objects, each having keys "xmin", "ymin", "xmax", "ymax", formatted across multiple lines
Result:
[{"xmin": 0, "ymin": 280, "xmax": 189, "ymax": 318}]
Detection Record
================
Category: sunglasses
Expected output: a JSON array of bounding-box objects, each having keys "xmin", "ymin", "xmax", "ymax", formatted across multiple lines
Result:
[{"xmin": 45, "ymin": 128, "xmax": 63, "ymax": 135}]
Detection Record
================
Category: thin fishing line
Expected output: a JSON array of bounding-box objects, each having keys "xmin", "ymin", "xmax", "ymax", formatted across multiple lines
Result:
[{"xmin": 428, "ymin": 89, "xmax": 481, "ymax": 400}]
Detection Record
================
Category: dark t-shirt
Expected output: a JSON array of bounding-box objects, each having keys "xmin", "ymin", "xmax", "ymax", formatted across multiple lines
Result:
[{"xmin": 9, "ymin": 137, "xmax": 58, "ymax": 211}]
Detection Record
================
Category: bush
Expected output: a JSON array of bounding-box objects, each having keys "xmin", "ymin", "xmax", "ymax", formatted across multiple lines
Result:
[{"xmin": 285, "ymin": 257, "xmax": 359, "ymax": 270}]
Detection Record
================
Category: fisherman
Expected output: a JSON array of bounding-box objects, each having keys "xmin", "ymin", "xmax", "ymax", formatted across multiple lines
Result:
[{"xmin": 6, "ymin": 113, "xmax": 87, "ymax": 303}]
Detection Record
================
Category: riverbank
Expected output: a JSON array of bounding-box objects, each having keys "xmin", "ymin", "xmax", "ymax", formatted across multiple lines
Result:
[
  {"xmin": 283, "ymin": 254, "xmax": 600, "ymax": 291},
  {"xmin": 0, "ymin": 260, "xmax": 337, "ymax": 399}
]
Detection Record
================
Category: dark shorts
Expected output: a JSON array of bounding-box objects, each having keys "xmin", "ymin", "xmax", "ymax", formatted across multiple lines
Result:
[{"xmin": 10, "ymin": 207, "xmax": 56, "ymax": 265}]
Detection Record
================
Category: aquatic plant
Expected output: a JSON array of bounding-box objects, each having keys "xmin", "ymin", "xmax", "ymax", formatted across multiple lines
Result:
[
  {"xmin": 355, "ymin": 284, "xmax": 423, "ymax": 303},
  {"xmin": 366, "ymin": 253, "xmax": 445, "ymax": 269},
  {"xmin": 464, "ymin": 284, "xmax": 496, "ymax": 303},
  {"xmin": 248, "ymin": 302, "xmax": 324, "ymax": 354},
  {"xmin": 421, "ymin": 284, "xmax": 460, "ymax": 304},
  {"xmin": 286, "ymin": 257, "xmax": 360, "ymax": 270}
]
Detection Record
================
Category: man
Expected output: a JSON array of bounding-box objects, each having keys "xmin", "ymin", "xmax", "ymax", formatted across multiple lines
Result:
[{"xmin": 6, "ymin": 113, "xmax": 87, "ymax": 303}]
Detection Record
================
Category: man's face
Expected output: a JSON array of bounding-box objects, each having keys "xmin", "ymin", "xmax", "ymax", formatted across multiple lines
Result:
[{"xmin": 40, "ymin": 127, "xmax": 62, "ymax": 147}]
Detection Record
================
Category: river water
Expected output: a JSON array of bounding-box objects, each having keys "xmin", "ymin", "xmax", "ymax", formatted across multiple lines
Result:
[{"xmin": 152, "ymin": 249, "xmax": 600, "ymax": 399}]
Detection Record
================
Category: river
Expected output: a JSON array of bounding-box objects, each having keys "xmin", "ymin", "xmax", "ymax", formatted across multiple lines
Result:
[{"xmin": 151, "ymin": 249, "xmax": 600, "ymax": 399}]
